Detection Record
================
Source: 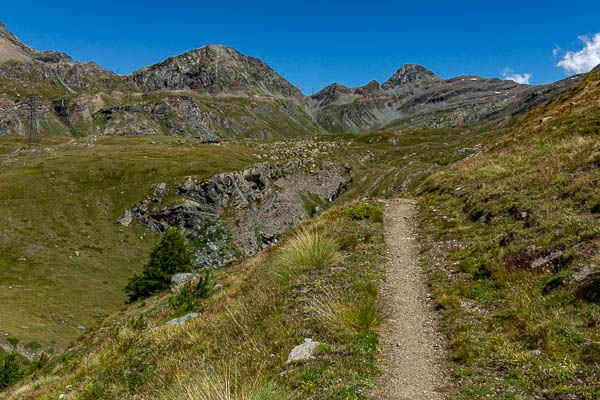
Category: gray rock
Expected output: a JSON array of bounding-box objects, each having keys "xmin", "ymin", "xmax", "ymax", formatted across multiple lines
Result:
[
  {"xmin": 116, "ymin": 210, "xmax": 134, "ymax": 227},
  {"xmin": 164, "ymin": 313, "xmax": 201, "ymax": 326},
  {"xmin": 153, "ymin": 182, "xmax": 167, "ymax": 198},
  {"xmin": 286, "ymin": 338, "xmax": 321, "ymax": 363},
  {"xmin": 540, "ymin": 116, "xmax": 553, "ymax": 123},
  {"xmin": 573, "ymin": 265, "xmax": 597, "ymax": 284},
  {"xmin": 530, "ymin": 250, "xmax": 563, "ymax": 270},
  {"xmin": 170, "ymin": 273, "xmax": 202, "ymax": 293}
]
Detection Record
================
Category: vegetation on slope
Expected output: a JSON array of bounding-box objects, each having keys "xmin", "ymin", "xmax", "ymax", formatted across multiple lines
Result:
[
  {"xmin": 418, "ymin": 70, "xmax": 600, "ymax": 398},
  {"xmin": 3, "ymin": 203, "xmax": 386, "ymax": 399},
  {"xmin": 124, "ymin": 228, "xmax": 193, "ymax": 303},
  {"xmin": 0, "ymin": 135, "xmax": 257, "ymax": 350},
  {"xmin": 0, "ymin": 111, "xmax": 510, "ymax": 355}
]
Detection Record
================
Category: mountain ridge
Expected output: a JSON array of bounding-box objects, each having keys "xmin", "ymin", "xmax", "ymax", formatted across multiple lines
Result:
[{"xmin": 0, "ymin": 21, "xmax": 592, "ymax": 136}]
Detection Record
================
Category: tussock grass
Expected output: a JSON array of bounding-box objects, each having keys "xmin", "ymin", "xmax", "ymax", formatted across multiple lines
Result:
[
  {"xmin": 310, "ymin": 290, "xmax": 382, "ymax": 334},
  {"xmin": 279, "ymin": 228, "xmax": 341, "ymax": 270},
  {"xmin": 160, "ymin": 369, "xmax": 292, "ymax": 400}
]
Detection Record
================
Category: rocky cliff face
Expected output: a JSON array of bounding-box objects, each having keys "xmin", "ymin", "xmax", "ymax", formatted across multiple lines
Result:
[{"xmin": 122, "ymin": 160, "xmax": 351, "ymax": 268}]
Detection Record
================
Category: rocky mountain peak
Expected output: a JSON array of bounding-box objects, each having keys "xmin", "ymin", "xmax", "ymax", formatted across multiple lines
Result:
[
  {"xmin": 592, "ymin": 64, "xmax": 600, "ymax": 73},
  {"xmin": 354, "ymin": 80, "xmax": 381, "ymax": 96},
  {"xmin": 0, "ymin": 21, "xmax": 36, "ymax": 62},
  {"xmin": 382, "ymin": 64, "xmax": 443, "ymax": 90},
  {"xmin": 127, "ymin": 44, "xmax": 303, "ymax": 98}
]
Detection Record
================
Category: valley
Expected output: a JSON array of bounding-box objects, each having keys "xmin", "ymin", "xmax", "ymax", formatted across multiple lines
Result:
[{"xmin": 0, "ymin": 18, "xmax": 599, "ymax": 400}]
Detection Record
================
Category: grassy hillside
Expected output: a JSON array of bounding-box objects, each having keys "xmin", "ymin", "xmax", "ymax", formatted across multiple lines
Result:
[
  {"xmin": 0, "ymin": 135, "xmax": 258, "ymax": 351},
  {"xmin": 2, "ymin": 203, "xmax": 386, "ymax": 399},
  {"xmin": 0, "ymin": 112, "xmax": 512, "ymax": 356},
  {"xmin": 418, "ymin": 70, "xmax": 600, "ymax": 398}
]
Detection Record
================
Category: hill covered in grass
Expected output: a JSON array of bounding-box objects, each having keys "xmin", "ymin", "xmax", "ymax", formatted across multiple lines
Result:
[
  {"xmin": 2, "ymin": 203, "xmax": 386, "ymax": 399},
  {"xmin": 418, "ymin": 69, "xmax": 600, "ymax": 398},
  {"xmin": 0, "ymin": 135, "xmax": 259, "ymax": 353},
  {"xmin": 0, "ymin": 120, "xmax": 504, "ymax": 357}
]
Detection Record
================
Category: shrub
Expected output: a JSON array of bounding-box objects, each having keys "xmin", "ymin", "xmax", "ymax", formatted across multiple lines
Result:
[
  {"xmin": 125, "ymin": 228, "xmax": 193, "ymax": 302},
  {"xmin": 0, "ymin": 352, "xmax": 24, "ymax": 390},
  {"xmin": 342, "ymin": 203, "xmax": 383, "ymax": 222},
  {"xmin": 28, "ymin": 352, "xmax": 49, "ymax": 373},
  {"xmin": 127, "ymin": 314, "xmax": 148, "ymax": 331},
  {"xmin": 168, "ymin": 270, "xmax": 214, "ymax": 313}
]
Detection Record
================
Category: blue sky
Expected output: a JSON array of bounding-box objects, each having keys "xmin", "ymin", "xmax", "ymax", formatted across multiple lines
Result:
[{"xmin": 3, "ymin": 1, "xmax": 600, "ymax": 94}]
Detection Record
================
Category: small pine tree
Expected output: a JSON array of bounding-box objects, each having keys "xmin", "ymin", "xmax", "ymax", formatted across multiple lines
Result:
[
  {"xmin": 0, "ymin": 352, "xmax": 24, "ymax": 390},
  {"xmin": 125, "ymin": 227, "xmax": 193, "ymax": 302}
]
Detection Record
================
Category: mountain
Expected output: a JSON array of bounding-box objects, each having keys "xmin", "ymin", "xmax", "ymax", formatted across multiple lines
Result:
[
  {"xmin": 0, "ymin": 22, "xmax": 34, "ymax": 62},
  {"xmin": 310, "ymin": 64, "xmax": 588, "ymax": 132},
  {"xmin": 0, "ymin": 22, "xmax": 590, "ymax": 138},
  {"xmin": 127, "ymin": 44, "xmax": 304, "ymax": 98}
]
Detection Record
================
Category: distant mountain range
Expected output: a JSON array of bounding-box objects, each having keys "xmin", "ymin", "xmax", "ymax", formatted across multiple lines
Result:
[{"xmin": 0, "ymin": 21, "xmax": 594, "ymax": 137}]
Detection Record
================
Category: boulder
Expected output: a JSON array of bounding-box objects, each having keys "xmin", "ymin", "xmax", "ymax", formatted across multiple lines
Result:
[
  {"xmin": 170, "ymin": 273, "xmax": 202, "ymax": 293},
  {"xmin": 286, "ymin": 338, "xmax": 321, "ymax": 363},
  {"xmin": 164, "ymin": 313, "xmax": 201, "ymax": 326},
  {"xmin": 116, "ymin": 210, "xmax": 133, "ymax": 227}
]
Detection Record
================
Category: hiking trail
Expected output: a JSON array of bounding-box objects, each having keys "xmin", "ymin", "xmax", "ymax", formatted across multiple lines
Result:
[{"xmin": 376, "ymin": 198, "xmax": 449, "ymax": 399}]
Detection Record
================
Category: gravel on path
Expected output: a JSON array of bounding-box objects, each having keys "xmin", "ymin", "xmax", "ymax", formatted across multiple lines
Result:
[{"xmin": 375, "ymin": 198, "xmax": 449, "ymax": 399}]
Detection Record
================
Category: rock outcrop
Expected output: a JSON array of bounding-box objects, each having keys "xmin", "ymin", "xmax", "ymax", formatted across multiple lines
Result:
[{"xmin": 124, "ymin": 160, "xmax": 351, "ymax": 268}]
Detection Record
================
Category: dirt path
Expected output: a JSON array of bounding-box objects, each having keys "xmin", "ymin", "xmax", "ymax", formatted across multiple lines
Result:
[{"xmin": 376, "ymin": 199, "xmax": 448, "ymax": 399}]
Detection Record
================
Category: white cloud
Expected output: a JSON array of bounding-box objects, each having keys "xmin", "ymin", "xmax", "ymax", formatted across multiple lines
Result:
[
  {"xmin": 557, "ymin": 33, "xmax": 600, "ymax": 74},
  {"xmin": 502, "ymin": 68, "xmax": 531, "ymax": 84}
]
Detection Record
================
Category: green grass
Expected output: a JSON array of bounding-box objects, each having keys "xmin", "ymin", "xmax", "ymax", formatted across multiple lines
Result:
[
  {"xmin": 0, "ymin": 135, "xmax": 258, "ymax": 349},
  {"xmin": 0, "ymin": 109, "xmax": 511, "ymax": 354},
  {"xmin": 417, "ymin": 70, "xmax": 600, "ymax": 398},
  {"xmin": 3, "ymin": 203, "xmax": 386, "ymax": 399},
  {"xmin": 278, "ymin": 228, "xmax": 341, "ymax": 270},
  {"xmin": 159, "ymin": 370, "xmax": 293, "ymax": 400}
]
